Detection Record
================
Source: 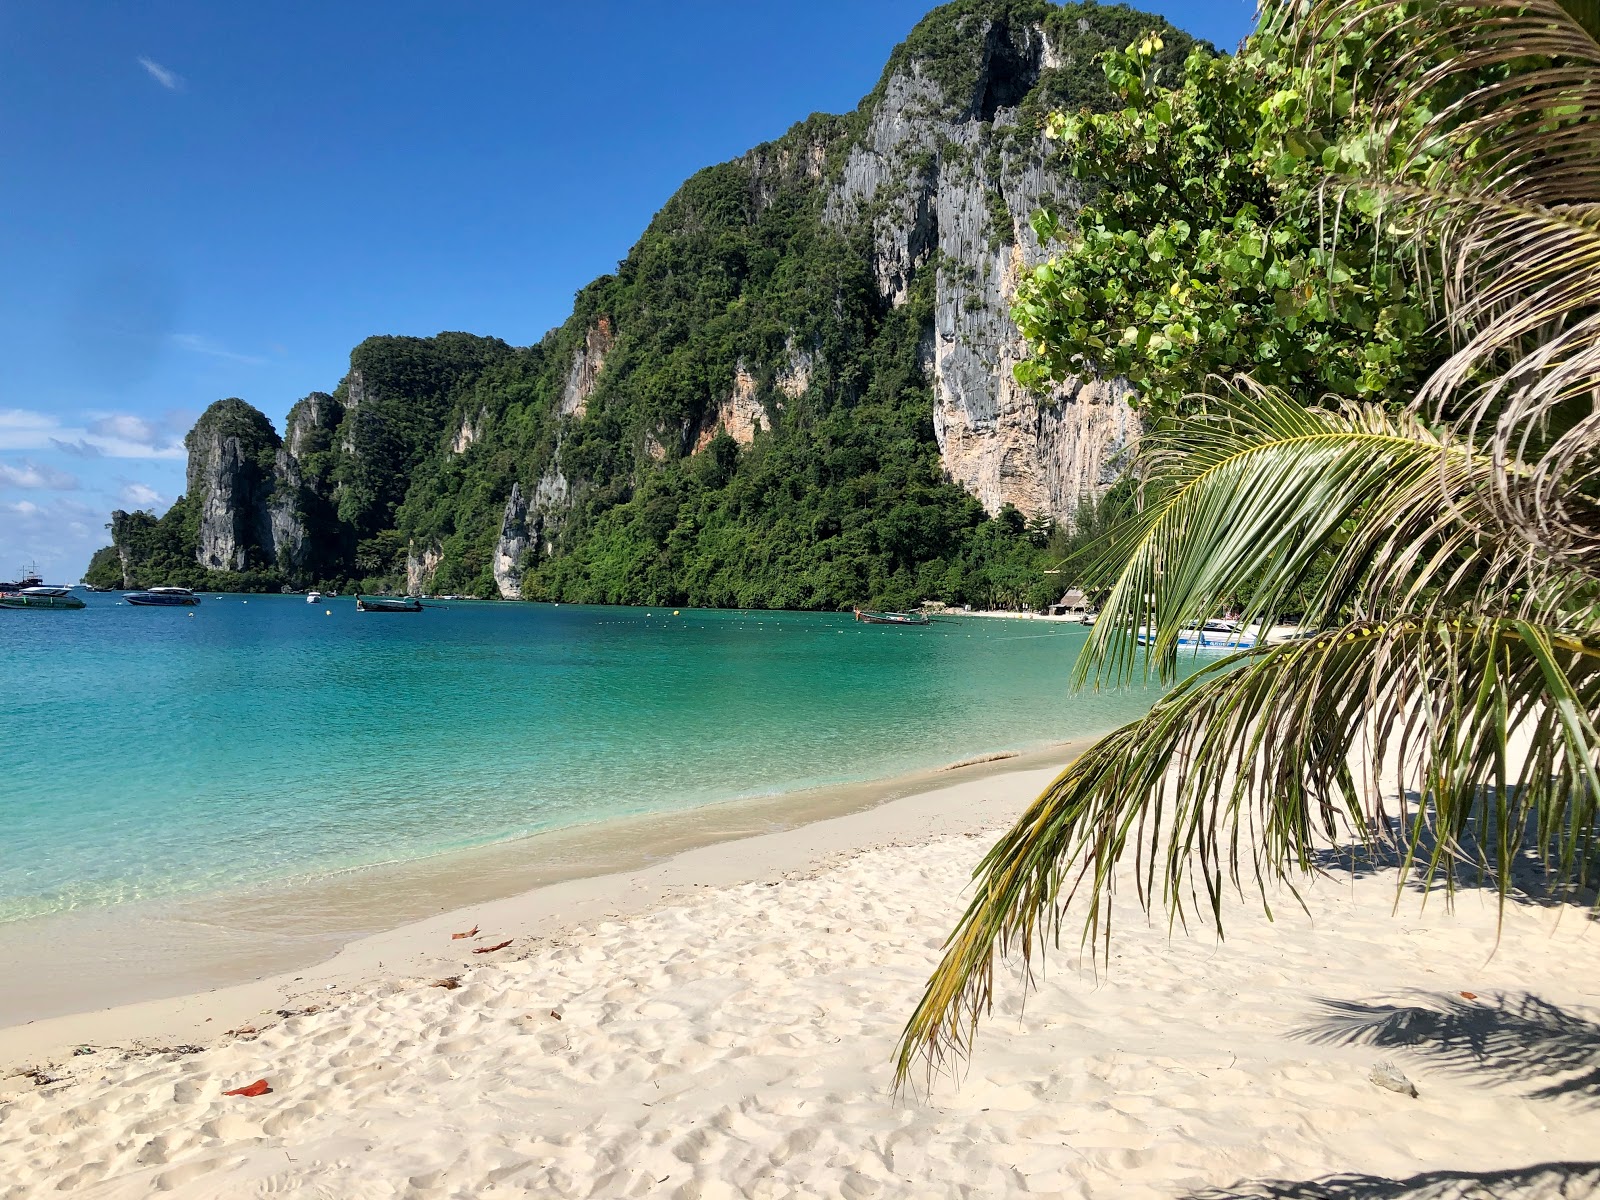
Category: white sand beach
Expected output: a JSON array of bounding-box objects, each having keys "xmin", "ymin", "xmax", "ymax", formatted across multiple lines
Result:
[{"xmin": 2, "ymin": 761, "xmax": 1597, "ymax": 1199}]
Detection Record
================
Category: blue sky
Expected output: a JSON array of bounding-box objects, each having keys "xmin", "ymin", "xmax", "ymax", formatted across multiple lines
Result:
[{"xmin": 0, "ymin": 0, "xmax": 1255, "ymax": 581}]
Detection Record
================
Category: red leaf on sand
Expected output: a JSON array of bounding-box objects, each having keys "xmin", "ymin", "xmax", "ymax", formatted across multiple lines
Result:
[
  {"xmin": 222, "ymin": 1079, "xmax": 271, "ymax": 1097},
  {"xmin": 472, "ymin": 939, "xmax": 513, "ymax": 954},
  {"xmin": 451, "ymin": 925, "xmax": 479, "ymax": 940},
  {"xmin": 1461, "ymin": 991, "xmax": 1478, "ymax": 1000}
]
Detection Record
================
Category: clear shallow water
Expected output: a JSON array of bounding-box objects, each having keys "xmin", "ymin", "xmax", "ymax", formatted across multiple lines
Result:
[{"xmin": 1, "ymin": 596, "xmax": 1168, "ymax": 924}]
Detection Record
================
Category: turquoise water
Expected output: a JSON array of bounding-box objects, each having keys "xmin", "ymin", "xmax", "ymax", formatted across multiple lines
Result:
[{"xmin": 1, "ymin": 596, "xmax": 1168, "ymax": 924}]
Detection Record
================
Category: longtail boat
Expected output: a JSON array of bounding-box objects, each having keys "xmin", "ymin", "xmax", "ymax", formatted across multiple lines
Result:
[
  {"xmin": 853, "ymin": 607, "xmax": 930, "ymax": 626},
  {"xmin": 356, "ymin": 594, "xmax": 422, "ymax": 613}
]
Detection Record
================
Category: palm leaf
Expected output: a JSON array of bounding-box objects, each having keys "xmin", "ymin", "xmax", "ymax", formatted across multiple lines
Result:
[
  {"xmin": 1074, "ymin": 379, "xmax": 1570, "ymax": 686},
  {"xmin": 896, "ymin": 614, "xmax": 1600, "ymax": 1086},
  {"xmin": 1273, "ymin": 0, "xmax": 1600, "ymax": 561}
]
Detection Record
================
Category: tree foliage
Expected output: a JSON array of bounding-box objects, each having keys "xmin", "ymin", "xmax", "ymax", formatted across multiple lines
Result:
[{"xmin": 1012, "ymin": 28, "xmax": 1447, "ymax": 415}]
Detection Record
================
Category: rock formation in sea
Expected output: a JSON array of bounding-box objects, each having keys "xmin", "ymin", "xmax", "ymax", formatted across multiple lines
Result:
[{"xmin": 88, "ymin": 2, "xmax": 1199, "ymax": 601}]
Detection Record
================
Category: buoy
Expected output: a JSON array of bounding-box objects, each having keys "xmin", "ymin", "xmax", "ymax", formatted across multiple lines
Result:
[
  {"xmin": 673, "ymin": 610, "xmax": 680, "ymax": 616},
  {"xmin": 187, "ymin": 612, "xmax": 194, "ymax": 618},
  {"xmin": 325, "ymin": 609, "xmax": 332, "ymax": 615}
]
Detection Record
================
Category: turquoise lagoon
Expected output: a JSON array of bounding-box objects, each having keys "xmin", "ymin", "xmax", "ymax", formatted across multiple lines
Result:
[{"xmin": 1, "ymin": 595, "xmax": 1170, "ymax": 926}]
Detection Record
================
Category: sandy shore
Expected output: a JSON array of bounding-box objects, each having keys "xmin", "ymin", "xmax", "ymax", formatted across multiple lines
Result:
[{"xmin": 2, "ymin": 760, "xmax": 1598, "ymax": 1198}]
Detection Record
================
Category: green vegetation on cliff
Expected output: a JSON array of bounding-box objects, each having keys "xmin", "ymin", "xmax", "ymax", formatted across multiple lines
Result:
[{"xmin": 89, "ymin": 0, "xmax": 1193, "ymax": 606}]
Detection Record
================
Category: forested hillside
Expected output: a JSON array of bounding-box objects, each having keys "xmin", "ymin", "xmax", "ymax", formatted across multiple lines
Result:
[{"xmin": 90, "ymin": 1, "xmax": 1200, "ymax": 607}]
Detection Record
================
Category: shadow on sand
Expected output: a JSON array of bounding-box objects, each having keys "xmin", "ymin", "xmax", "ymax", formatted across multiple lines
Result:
[
  {"xmin": 1305, "ymin": 798, "xmax": 1598, "ymax": 913},
  {"xmin": 1292, "ymin": 990, "xmax": 1600, "ymax": 1107},
  {"xmin": 1181, "ymin": 1160, "xmax": 1600, "ymax": 1199},
  {"xmin": 1185, "ymin": 993, "xmax": 1600, "ymax": 1198}
]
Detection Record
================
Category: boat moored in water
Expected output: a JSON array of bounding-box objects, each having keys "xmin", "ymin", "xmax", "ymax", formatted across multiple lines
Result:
[
  {"xmin": 125, "ymin": 587, "xmax": 201, "ymax": 607},
  {"xmin": 853, "ymin": 607, "xmax": 931, "ymax": 626},
  {"xmin": 355, "ymin": 594, "xmax": 422, "ymax": 613},
  {"xmin": 1, "ymin": 563, "xmax": 85, "ymax": 609},
  {"xmin": 306, "ymin": 591, "xmax": 323, "ymax": 603},
  {"xmin": 0, "ymin": 583, "xmax": 86, "ymax": 610},
  {"xmin": 1136, "ymin": 619, "xmax": 1258, "ymax": 652}
]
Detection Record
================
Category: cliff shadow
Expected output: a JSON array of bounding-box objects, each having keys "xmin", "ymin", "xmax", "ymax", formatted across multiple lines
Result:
[
  {"xmin": 1292, "ymin": 991, "xmax": 1600, "ymax": 1108},
  {"xmin": 1180, "ymin": 1160, "xmax": 1600, "ymax": 1199}
]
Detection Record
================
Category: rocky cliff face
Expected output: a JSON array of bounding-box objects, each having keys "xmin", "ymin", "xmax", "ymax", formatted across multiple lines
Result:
[
  {"xmin": 492, "ymin": 483, "xmax": 531, "ymax": 599},
  {"xmin": 285, "ymin": 392, "xmax": 343, "ymax": 462},
  {"xmin": 559, "ymin": 318, "xmax": 614, "ymax": 418},
  {"xmin": 98, "ymin": 3, "xmax": 1195, "ymax": 602},
  {"xmin": 828, "ymin": 14, "xmax": 1138, "ymax": 522},
  {"xmin": 185, "ymin": 399, "xmax": 284, "ymax": 572},
  {"xmin": 181, "ymin": 397, "xmax": 336, "ymax": 578}
]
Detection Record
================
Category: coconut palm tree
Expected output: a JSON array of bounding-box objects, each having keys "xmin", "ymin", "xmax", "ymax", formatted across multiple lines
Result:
[{"xmin": 896, "ymin": 0, "xmax": 1600, "ymax": 1085}]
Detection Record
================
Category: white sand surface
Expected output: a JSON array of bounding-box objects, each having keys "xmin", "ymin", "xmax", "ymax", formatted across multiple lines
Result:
[{"xmin": 2, "ymin": 763, "xmax": 1597, "ymax": 1199}]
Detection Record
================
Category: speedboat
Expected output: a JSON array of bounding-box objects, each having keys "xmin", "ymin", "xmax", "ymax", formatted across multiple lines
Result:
[
  {"xmin": 125, "ymin": 586, "xmax": 201, "ymax": 607},
  {"xmin": 0, "ymin": 582, "xmax": 86, "ymax": 610},
  {"xmin": 1136, "ymin": 619, "xmax": 1258, "ymax": 651},
  {"xmin": 307, "ymin": 591, "xmax": 323, "ymax": 604}
]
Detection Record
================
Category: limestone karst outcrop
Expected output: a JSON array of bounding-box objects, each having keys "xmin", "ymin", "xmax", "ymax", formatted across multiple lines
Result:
[{"xmin": 93, "ymin": 4, "xmax": 1198, "ymax": 601}]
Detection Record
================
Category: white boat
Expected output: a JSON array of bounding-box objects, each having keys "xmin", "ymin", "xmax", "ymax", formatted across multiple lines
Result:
[
  {"xmin": 1136, "ymin": 619, "xmax": 1258, "ymax": 652},
  {"xmin": 307, "ymin": 591, "xmax": 322, "ymax": 604}
]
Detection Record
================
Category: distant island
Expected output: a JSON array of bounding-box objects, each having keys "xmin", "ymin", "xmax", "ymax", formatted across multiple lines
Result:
[{"xmin": 88, "ymin": 2, "xmax": 1196, "ymax": 608}]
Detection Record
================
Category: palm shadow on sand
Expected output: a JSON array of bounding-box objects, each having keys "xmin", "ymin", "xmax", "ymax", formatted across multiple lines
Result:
[
  {"xmin": 1180, "ymin": 1160, "xmax": 1600, "ymax": 1199},
  {"xmin": 1292, "ymin": 990, "xmax": 1600, "ymax": 1107},
  {"xmin": 1182, "ymin": 994, "xmax": 1600, "ymax": 1198}
]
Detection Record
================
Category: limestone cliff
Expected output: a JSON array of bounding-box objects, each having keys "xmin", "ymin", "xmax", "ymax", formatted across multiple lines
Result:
[
  {"xmin": 492, "ymin": 484, "xmax": 531, "ymax": 599},
  {"xmin": 559, "ymin": 318, "xmax": 614, "ymax": 418},
  {"xmin": 176, "ymin": 397, "xmax": 337, "ymax": 579},
  {"xmin": 185, "ymin": 399, "xmax": 284, "ymax": 572},
  {"xmin": 285, "ymin": 392, "xmax": 343, "ymax": 463},
  {"xmin": 828, "ymin": 12, "xmax": 1146, "ymax": 521},
  {"xmin": 93, "ymin": 3, "xmax": 1199, "ymax": 603}
]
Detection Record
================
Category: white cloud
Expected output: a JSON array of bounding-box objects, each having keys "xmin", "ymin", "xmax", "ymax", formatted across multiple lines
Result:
[
  {"xmin": 171, "ymin": 333, "xmax": 266, "ymax": 366},
  {"xmin": 90, "ymin": 414, "xmax": 158, "ymax": 443},
  {"xmin": 0, "ymin": 497, "xmax": 108, "ymax": 582},
  {"xmin": 138, "ymin": 57, "xmax": 182, "ymax": 91},
  {"xmin": 0, "ymin": 408, "xmax": 184, "ymax": 459},
  {"xmin": 120, "ymin": 482, "xmax": 163, "ymax": 507},
  {"xmin": 0, "ymin": 460, "xmax": 79, "ymax": 490},
  {"xmin": 0, "ymin": 409, "xmax": 59, "ymax": 434}
]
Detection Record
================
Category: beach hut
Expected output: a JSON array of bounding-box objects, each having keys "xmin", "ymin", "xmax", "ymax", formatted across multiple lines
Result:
[{"xmin": 1048, "ymin": 588, "xmax": 1092, "ymax": 620}]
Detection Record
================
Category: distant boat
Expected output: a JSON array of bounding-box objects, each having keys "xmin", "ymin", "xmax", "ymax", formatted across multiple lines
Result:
[
  {"xmin": 1, "ymin": 565, "xmax": 44, "ymax": 591},
  {"xmin": 356, "ymin": 594, "xmax": 422, "ymax": 613},
  {"xmin": 1136, "ymin": 619, "xmax": 1257, "ymax": 652},
  {"xmin": 306, "ymin": 591, "xmax": 322, "ymax": 604},
  {"xmin": 853, "ymin": 607, "xmax": 931, "ymax": 626},
  {"xmin": 125, "ymin": 587, "xmax": 201, "ymax": 607},
  {"xmin": 0, "ymin": 583, "xmax": 86, "ymax": 610}
]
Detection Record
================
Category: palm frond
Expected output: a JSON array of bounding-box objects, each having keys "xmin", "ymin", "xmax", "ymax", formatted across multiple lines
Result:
[
  {"xmin": 1273, "ymin": 0, "xmax": 1600, "ymax": 565},
  {"xmin": 1073, "ymin": 379, "xmax": 1582, "ymax": 686},
  {"xmin": 1278, "ymin": 0, "xmax": 1600, "ymax": 207},
  {"xmin": 896, "ymin": 614, "xmax": 1600, "ymax": 1086}
]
